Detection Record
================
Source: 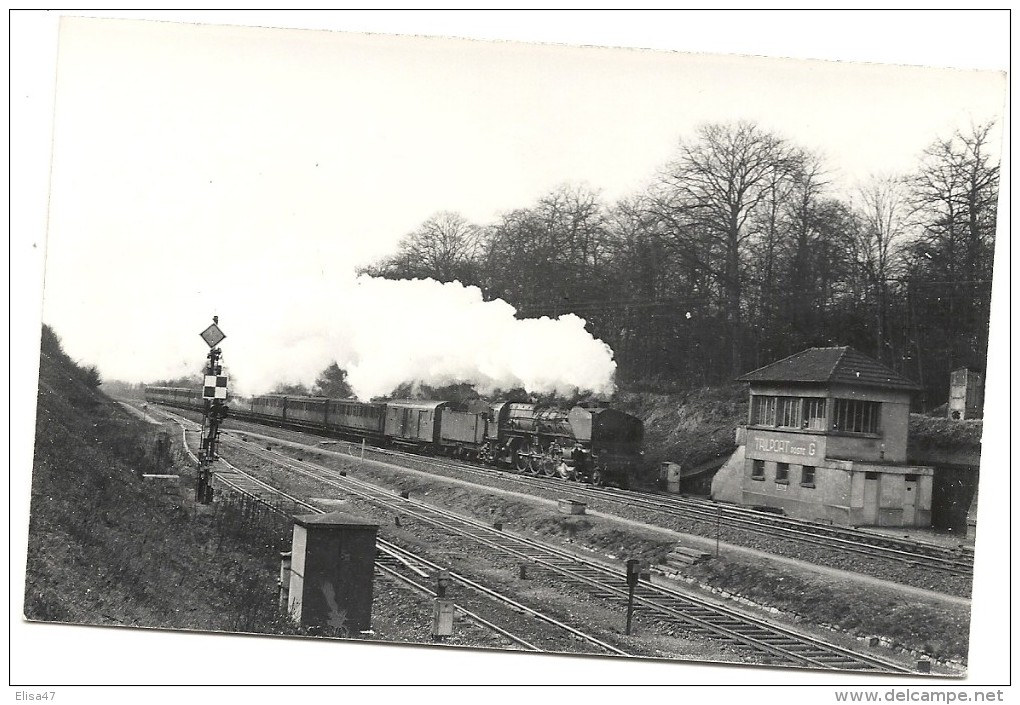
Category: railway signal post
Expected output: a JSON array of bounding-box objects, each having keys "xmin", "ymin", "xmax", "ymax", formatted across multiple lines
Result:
[
  {"xmin": 197, "ymin": 317, "xmax": 227, "ymax": 504},
  {"xmin": 625, "ymin": 558, "xmax": 640, "ymax": 635}
]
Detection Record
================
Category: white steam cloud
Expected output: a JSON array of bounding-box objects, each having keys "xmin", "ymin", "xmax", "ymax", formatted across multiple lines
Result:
[
  {"xmin": 337, "ymin": 277, "xmax": 616, "ymax": 400},
  {"xmin": 57, "ymin": 271, "xmax": 617, "ymax": 401},
  {"xmin": 229, "ymin": 275, "xmax": 616, "ymax": 400}
]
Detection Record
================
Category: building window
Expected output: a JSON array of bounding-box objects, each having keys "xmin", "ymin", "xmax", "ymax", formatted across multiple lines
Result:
[
  {"xmin": 777, "ymin": 397, "xmax": 801, "ymax": 428},
  {"xmin": 802, "ymin": 398, "xmax": 827, "ymax": 430},
  {"xmin": 751, "ymin": 459, "xmax": 765, "ymax": 480},
  {"xmin": 776, "ymin": 462, "xmax": 790, "ymax": 484},
  {"xmin": 832, "ymin": 398, "xmax": 880, "ymax": 434},
  {"xmin": 752, "ymin": 395, "xmax": 777, "ymax": 426},
  {"xmin": 801, "ymin": 465, "xmax": 816, "ymax": 487},
  {"xmin": 752, "ymin": 395, "xmax": 827, "ymax": 430}
]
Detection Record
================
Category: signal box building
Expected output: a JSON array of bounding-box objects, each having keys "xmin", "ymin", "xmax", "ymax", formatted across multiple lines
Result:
[{"xmin": 715, "ymin": 347, "xmax": 934, "ymax": 527}]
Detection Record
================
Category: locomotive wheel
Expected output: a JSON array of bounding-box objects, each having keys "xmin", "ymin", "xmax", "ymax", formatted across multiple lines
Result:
[
  {"xmin": 540, "ymin": 457, "xmax": 557, "ymax": 477},
  {"xmin": 590, "ymin": 466, "xmax": 604, "ymax": 487},
  {"xmin": 514, "ymin": 448, "xmax": 530, "ymax": 473},
  {"xmin": 525, "ymin": 455, "xmax": 538, "ymax": 475},
  {"xmin": 516, "ymin": 441, "xmax": 537, "ymax": 474}
]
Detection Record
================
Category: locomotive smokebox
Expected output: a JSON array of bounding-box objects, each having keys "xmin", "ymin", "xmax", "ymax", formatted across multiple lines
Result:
[{"xmin": 287, "ymin": 511, "xmax": 379, "ymax": 634}]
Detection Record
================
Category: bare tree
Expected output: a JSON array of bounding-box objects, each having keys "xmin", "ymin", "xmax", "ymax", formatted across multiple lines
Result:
[
  {"xmin": 399, "ymin": 211, "xmax": 482, "ymax": 281},
  {"xmin": 602, "ymin": 196, "xmax": 671, "ymax": 379},
  {"xmin": 782, "ymin": 152, "xmax": 830, "ymax": 339},
  {"xmin": 907, "ymin": 122, "xmax": 999, "ymax": 295},
  {"xmin": 902, "ymin": 121, "xmax": 1000, "ymax": 388},
  {"xmin": 478, "ymin": 206, "xmax": 550, "ymax": 309},
  {"xmin": 851, "ymin": 175, "xmax": 910, "ymax": 362},
  {"xmin": 362, "ymin": 211, "xmax": 482, "ymax": 284},
  {"xmin": 649, "ymin": 121, "xmax": 798, "ymax": 376},
  {"xmin": 538, "ymin": 184, "xmax": 610, "ymax": 286},
  {"xmin": 479, "ymin": 184, "xmax": 612, "ymax": 316},
  {"xmin": 743, "ymin": 148, "xmax": 802, "ymax": 363}
]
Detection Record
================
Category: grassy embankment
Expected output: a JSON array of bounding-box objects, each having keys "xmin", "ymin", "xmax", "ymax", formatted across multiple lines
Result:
[{"xmin": 23, "ymin": 326, "xmax": 296, "ymax": 635}]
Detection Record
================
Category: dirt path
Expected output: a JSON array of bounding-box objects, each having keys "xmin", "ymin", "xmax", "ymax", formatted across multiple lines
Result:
[{"xmin": 118, "ymin": 401, "xmax": 164, "ymax": 425}]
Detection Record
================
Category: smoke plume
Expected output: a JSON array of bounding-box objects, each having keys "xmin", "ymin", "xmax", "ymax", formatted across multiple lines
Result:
[
  {"xmin": 335, "ymin": 277, "xmax": 616, "ymax": 400},
  {"xmin": 228, "ymin": 275, "xmax": 616, "ymax": 400}
]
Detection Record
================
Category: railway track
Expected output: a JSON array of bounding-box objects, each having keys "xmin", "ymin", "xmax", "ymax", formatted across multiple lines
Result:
[
  {"xmin": 388, "ymin": 450, "xmax": 974, "ymax": 576},
  {"xmin": 159, "ymin": 408, "xmax": 630, "ymax": 656},
  {"xmin": 214, "ymin": 413, "xmax": 973, "ymax": 580},
  {"xmin": 144, "ymin": 402, "xmax": 972, "ymax": 597},
  {"xmin": 634, "ymin": 494, "xmax": 974, "ymax": 574},
  {"xmin": 215, "ymin": 432, "xmax": 917, "ymax": 673},
  {"xmin": 444, "ymin": 461, "xmax": 975, "ymax": 577},
  {"xmin": 156, "ymin": 404, "xmax": 937, "ymax": 671}
]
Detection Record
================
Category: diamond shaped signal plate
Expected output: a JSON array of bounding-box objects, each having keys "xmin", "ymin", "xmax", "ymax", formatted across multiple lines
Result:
[{"xmin": 200, "ymin": 323, "xmax": 226, "ymax": 348}]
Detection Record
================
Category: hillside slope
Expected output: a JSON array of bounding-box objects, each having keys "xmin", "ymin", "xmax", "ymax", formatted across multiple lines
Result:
[
  {"xmin": 614, "ymin": 384, "xmax": 747, "ymax": 486},
  {"xmin": 23, "ymin": 326, "xmax": 293, "ymax": 632}
]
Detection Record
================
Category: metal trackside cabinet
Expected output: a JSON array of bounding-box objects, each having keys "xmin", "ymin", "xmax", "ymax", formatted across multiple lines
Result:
[{"xmin": 287, "ymin": 512, "xmax": 379, "ymax": 634}]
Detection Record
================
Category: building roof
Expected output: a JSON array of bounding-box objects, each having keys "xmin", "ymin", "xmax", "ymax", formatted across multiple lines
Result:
[
  {"xmin": 293, "ymin": 511, "xmax": 380, "ymax": 528},
  {"xmin": 384, "ymin": 399, "xmax": 448, "ymax": 411},
  {"xmin": 737, "ymin": 347, "xmax": 921, "ymax": 391}
]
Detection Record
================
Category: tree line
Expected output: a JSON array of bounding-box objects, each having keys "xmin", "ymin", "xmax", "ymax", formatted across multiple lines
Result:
[
  {"xmin": 145, "ymin": 362, "xmax": 355, "ymax": 400},
  {"xmin": 361, "ymin": 120, "xmax": 1000, "ymax": 408}
]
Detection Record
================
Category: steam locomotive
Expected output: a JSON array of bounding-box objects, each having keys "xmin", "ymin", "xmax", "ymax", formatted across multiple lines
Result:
[{"xmin": 144, "ymin": 387, "xmax": 644, "ymax": 487}]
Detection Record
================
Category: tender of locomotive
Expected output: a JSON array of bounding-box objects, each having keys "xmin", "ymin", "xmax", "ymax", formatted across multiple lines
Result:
[{"xmin": 567, "ymin": 404, "xmax": 644, "ymax": 487}]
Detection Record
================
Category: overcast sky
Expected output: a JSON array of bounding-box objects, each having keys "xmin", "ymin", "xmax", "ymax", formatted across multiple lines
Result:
[
  {"xmin": 26, "ymin": 11, "xmax": 1008, "ymax": 390},
  {"xmin": 11, "ymin": 10, "xmax": 1012, "ymax": 690}
]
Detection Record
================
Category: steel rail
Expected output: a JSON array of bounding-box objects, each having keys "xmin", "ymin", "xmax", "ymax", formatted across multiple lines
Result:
[
  {"xmin": 224, "ymin": 418, "xmax": 973, "ymax": 577},
  {"xmin": 372, "ymin": 555, "xmax": 544, "ymax": 652},
  {"xmin": 223, "ymin": 436, "xmax": 915, "ymax": 673},
  {"xmin": 376, "ymin": 541, "xmax": 627, "ymax": 655},
  {"xmin": 186, "ymin": 431, "xmax": 622, "ymax": 656},
  {"xmin": 146, "ymin": 401, "xmax": 969, "ymax": 594}
]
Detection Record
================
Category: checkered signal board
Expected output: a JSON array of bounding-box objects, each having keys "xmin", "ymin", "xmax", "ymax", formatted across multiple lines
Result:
[{"xmin": 203, "ymin": 375, "xmax": 228, "ymax": 400}]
